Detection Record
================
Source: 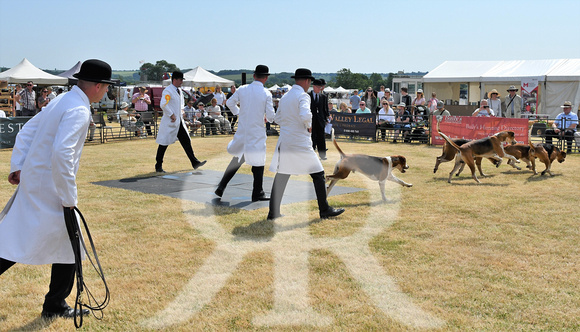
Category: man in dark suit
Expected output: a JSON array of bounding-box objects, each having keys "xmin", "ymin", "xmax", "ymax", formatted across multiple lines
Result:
[{"xmin": 309, "ymin": 79, "xmax": 329, "ymax": 160}]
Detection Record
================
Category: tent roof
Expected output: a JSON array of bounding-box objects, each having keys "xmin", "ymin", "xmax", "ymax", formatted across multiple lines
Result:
[
  {"xmin": 163, "ymin": 66, "xmax": 234, "ymax": 87},
  {"xmin": 57, "ymin": 61, "xmax": 82, "ymax": 79},
  {"xmin": 423, "ymin": 59, "xmax": 580, "ymax": 83},
  {"xmin": 0, "ymin": 58, "xmax": 69, "ymax": 85}
]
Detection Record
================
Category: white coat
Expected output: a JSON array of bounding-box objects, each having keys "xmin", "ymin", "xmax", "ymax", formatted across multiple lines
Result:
[
  {"xmin": 0, "ymin": 86, "xmax": 90, "ymax": 265},
  {"xmin": 269, "ymin": 84, "xmax": 324, "ymax": 175},
  {"xmin": 156, "ymin": 84, "xmax": 187, "ymax": 146},
  {"xmin": 226, "ymin": 81, "xmax": 275, "ymax": 166}
]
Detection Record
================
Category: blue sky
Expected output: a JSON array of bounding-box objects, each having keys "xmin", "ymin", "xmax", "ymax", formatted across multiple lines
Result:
[{"xmin": 1, "ymin": 0, "xmax": 579, "ymax": 74}]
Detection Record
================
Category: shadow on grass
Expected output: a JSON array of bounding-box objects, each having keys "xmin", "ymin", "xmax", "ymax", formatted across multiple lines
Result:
[
  {"xmin": 526, "ymin": 173, "xmax": 563, "ymax": 182},
  {"xmin": 7, "ymin": 317, "xmax": 53, "ymax": 331}
]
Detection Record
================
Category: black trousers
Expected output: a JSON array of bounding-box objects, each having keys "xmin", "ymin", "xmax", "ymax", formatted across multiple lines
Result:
[
  {"xmin": 268, "ymin": 171, "xmax": 329, "ymax": 217},
  {"xmin": 1, "ymin": 258, "xmax": 75, "ymax": 312},
  {"xmin": 311, "ymin": 124, "xmax": 327, "ymax": 158},
  {"xmin": 217, "ymin": 155, "xmax": 265, "ymax": 198},
  {"xmin": 545, "ymin": 129, "xmax": 575, "ymax": 152},
  {"xmin": 156, "ymin": 123, "xmax": 200, "ymax": 169}
]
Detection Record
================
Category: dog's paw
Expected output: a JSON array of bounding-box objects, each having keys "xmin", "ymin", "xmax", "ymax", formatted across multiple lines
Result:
[{"xmin": 406, "ymin": 183, "xmax": 413, "ymax": 187}]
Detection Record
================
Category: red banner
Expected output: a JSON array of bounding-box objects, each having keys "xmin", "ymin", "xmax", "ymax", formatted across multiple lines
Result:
[{"xmin": 431, "ymin": 116, "xmax": 529, "ymax": 145}]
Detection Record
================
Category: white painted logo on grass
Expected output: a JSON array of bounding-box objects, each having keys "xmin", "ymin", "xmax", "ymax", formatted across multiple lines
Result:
[{"xmin": 143, "ymin": 174, "xmax": 443, "ymax": 329}]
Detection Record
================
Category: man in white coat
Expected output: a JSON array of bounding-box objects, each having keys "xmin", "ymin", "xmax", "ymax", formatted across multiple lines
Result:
[
  {"xmin": 215, "ymin": 65, "xmax": 275, "ymax": 201},
  {"xmin": 155, "ymin": 71, "xmax": 206, "ymax": 172},
  {"xmin": 267, "ymin": 68, "xmax": 345, "ymax": 220},
  {"xmin": 0, "ymin": 59, "xmax": 114, "ymax": 319}
]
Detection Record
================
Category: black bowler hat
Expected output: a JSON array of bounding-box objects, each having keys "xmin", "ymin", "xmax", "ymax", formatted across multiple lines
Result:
[
  {"xmin": 313, "ymin": 79, "xmax": 323, "ymax": 86},
  {"xmin": 254, "ymin": 64, "xmax": 270, "ymax": 76},
  {"xmin": 291, "ymin": 68, "xmax": 315, "ymax": 80},
  {"xmin": 172, "ymin": 71, "xmax": 184, "ymax": 80},
  {"xmin": 320, "ymin": 78, "xmax": 326, "ymax": 86},
  {"xmin": 73, "ymin": 59, "xmax": 115, "ymax": 84}
]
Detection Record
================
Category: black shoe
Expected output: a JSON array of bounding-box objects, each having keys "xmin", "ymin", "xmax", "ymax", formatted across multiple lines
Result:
[
  {"xmin": 155, "ymin": 167, "xmax": 166, "ymax": 173},
  {"xmin": 319, "ymin": 207, "xmax": 345, "ymax": 219},
  {"xmin": 41, "ymin": 306, "xmax": 90, "ymax": 319},
  {"xmin": 266, "ymin": 213, "xmax": 283, "ymax": 220},
  {"xmin": 215, "ymin": 187, "xmax": 224, "ymax": 197},
  {"xmin": 252, "ymin": 194, "xmax": 270, "ymax": 202},
  {"xmin": 193, "ymin": 160, "xmax": 207, "ymax": 170}
]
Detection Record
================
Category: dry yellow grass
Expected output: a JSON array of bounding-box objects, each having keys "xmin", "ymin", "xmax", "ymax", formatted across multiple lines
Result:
[{"xmin": 0, "ymin": 135, "xmax": 578, "ymax": 331}]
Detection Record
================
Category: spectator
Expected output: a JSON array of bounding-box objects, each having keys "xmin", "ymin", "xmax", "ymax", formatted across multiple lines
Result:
[
  {"xmin": 132, "ymin": 87, "xmax": 152, "ymax": 135},
  {"xmin": 12, "ymin": 84, "xmax": 22, "ymax": 116},
  {"xmin": 400, "ymin": 87, "xmax": 412, "ymax": 113},
  {"xmin": 197, "ymin": 102, "xmax": 218, "ymax": 135},
  {"xmin": 432, "ymin": 100, "xmax": 451, "ymax": 117},
  {"xmin": 46, "ymin": 87, "xmax": 57, "ymax": 101},
  {"xmin": 18, "ymin": 81, "xmax": 37, "ymax": 116},
  {"xmin": 377, "ymin": 85, "xmax": 386, "ymax": 102},
  {"xmin": 36, "ymin": 88, "xmax": 50, "ymax": 111},
  {"xmin": 412, "ymin": 89, "xmax": 426, "ymax": 121},
  {"xmin": 377, "ymin": 99, "xmax": 396, "ymax": 141},
  {"xmin": 350, "ymin": 89, "xmax": 361, "ymax": 111},
  {"xmin": 132, "ymin": 87, "xmax": 151, "ymax": 112},
  {"xmin": 328, "ymin": 101, "xmax": 338, "ymax": 112},
  {"xmin": 226, "ymin": 85, "xmax": 238, "ymax": 129},
  {"xmin": 488, "ymin": 89, "xmax": 502, "ymax": 117},
  {"xmin": 0, "ymin": 108, "xmax": 6, "ymax": 118},
  {"xmin": 213, "ymin": 85, "xmax": 227, "ymax": 109},
  {"xmin": 208, "ymin": 97, "xmax": 231, "ymax": 134},
  {"xmin": 339, "ymin": 102, "xmax": 351, "ymax": 113},
  {"xmin": 545, "ymin": 101, "xmax": 578, "ymax": 153},
  {"xmin": 504, "ymin": 85, "xmax": 522, "ymax": 118},
  {"xmin": 393, "ymin": 102, "xmax": 411, "ymax": 143},
  {"xmin": 428, "ymin": 92, "xmax": 439, "ymax": 113},
  {"xmin": 355, "ymin": 101, "xmax": 371, "ymax": 113},
  {"xmin": 363, "ymin": 87, "xmax": 378, "ymax": 112},
  {"xmin": 381, "ymin": 88, "xmax": 394, "ymax": 107},
  {"xmin": 472, "ymin": 99, "xmax": 495, "ymax": 117},
  {"xmin": 183, "ymin": 99, "xmax": 202, "ymax": 136}
]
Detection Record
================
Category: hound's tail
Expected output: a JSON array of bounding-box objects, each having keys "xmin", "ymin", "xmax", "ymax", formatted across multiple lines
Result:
[
  {"xmin": 331, "ymin": 128, "xmax": 346, "ymax": 158},
  {"xmin": 436, "ymin": 119, "xmax": 462, "ymax": 151}
]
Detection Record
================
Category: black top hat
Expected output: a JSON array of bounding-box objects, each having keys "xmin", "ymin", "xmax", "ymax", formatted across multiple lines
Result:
[
  {"xmin": 291, "ymin": 68, "xmax": 315, "ymax": 80},
  {"xmin": 73, "ymin": 59, "xmax": 115, "ymax": 84},
  {"xmin": 172, "ymin": 71, "xmax": 184, "ymax": 80},
  {"xmin": 313, "ymin": 79, "xmax": 323, "ymax": 86},
  {"xmin": 254, "ymin": 65, "xmax": 270, "ymax": 76}
]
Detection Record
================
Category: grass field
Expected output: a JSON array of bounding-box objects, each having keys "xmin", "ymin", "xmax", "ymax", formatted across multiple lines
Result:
[{"xmin": 0, "ymin": 135, "xmax": 578, "ymax": 331}]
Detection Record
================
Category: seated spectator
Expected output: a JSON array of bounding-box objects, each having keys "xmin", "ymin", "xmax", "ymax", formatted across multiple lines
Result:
[
  {"xmin": 355, "ymin": 101, "xmax": 371, "ymax": 113},
  {"xmin": 472, "ymin": 99, "xmax": 495, "ymax": 117},
  {"xmin": 184, "ymin": 100, "xmax": 202, "ymax": 136},
  {"xmin": 377, "ymin": 100, "xmax": 396, "ymax": 141},
  {"xmin": 545, "ymin": 101, "xmax": 578, "ymax": 153},
  {"xmin": 339, "ymin": 102, "xmax": 351, "ymax": 113},
  {"xmin": 393, "ymin": 103, "xmax": 411, "ymax": 143},
  {"xmin": 197, "ymin": 102, "xmax": 219, "ymax": 136},
  {"xmin": 207, "ymin": 97, "xmax": 231, "ymax": 134}
]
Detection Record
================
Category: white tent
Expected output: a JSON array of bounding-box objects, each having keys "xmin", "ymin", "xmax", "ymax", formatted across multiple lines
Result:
[
  {"xmin": 0, "ymin": 58, "xmax": 69, "ymax": 85},
  {"xmin": 57, "ymin": 61, "xmax": 82, "ymax": 79},
  {"xmin": 163, "ymin": 66, "xmax": 234, "ymax": 88},
  {"xmin": 422, "ymin": 59, "xmax": 580, "ymax": 117},
  {"xmin": 323, "ymin": 86, "xmax": 336, "ymax": 93},
  {"xmin": 268, "ymin": 84, "xmax": 280, "ymax": 91}
]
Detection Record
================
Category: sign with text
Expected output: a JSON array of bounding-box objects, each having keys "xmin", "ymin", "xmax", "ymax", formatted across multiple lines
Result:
[
  {"xmin": 330, "ymin": 111, "xmax": 376, "ymax": 138},
  {"xmin": 431, "ymin": 116, "xmax": 529, "ymax": 145},
  {"xmin": 0, "ymin": 117, "xmax": 30, "ymax": 149}
]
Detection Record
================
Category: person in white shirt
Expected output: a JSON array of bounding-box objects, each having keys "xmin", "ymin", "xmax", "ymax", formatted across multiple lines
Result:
[
  {"xmin": 472, "ymin": 99, "xmax": 495, "ymax": 117},
  {"xmin": 267, "ymin": 68, "xmax": 345, "ymax": 220},
  {"xmin": 215, "ymin": 65, "xmax": 276, "ymax": 201},
  {"xmin": 0, "ymin": 59, "xmax": 113, "ymax": 319},
  {"xmin": 377, "ymin": 100, "xmax": 395, "ymax": 141}
]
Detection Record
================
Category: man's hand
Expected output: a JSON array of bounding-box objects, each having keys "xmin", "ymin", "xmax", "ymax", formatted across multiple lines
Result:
[
  {"xmin": 170, "ymin": 114, "xmax": 176, "ymax": 122},
  {"xmin": 8, "ymin": 170, "xmax": 20, "ymax": 185}
]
